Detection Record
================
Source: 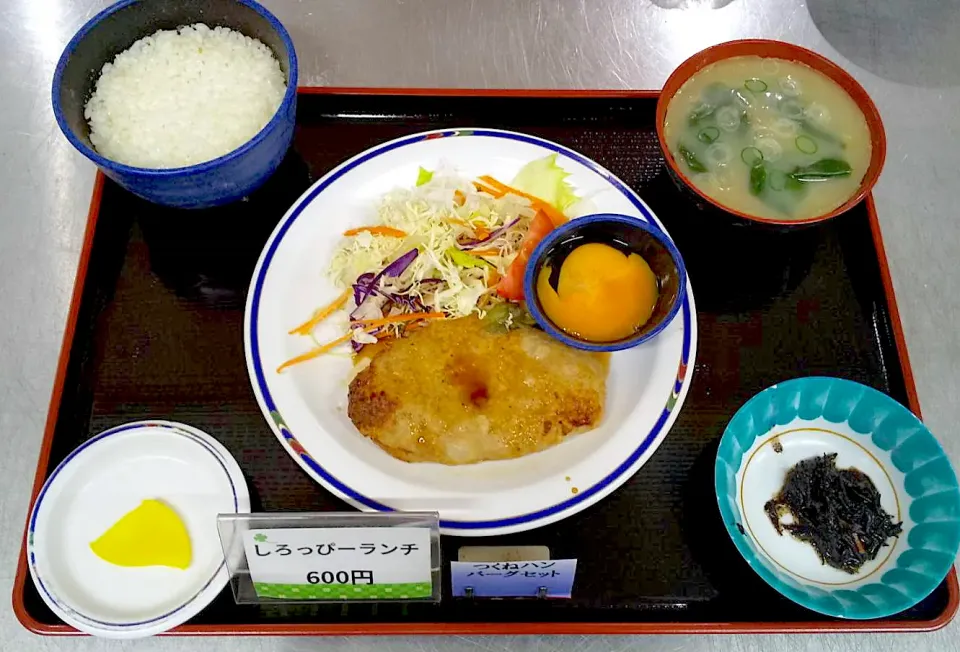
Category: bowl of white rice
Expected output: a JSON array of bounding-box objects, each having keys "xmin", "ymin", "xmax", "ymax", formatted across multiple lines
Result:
[{"xmin": 52, "ymin": 0, "xmax": 297, "ymax": 208}]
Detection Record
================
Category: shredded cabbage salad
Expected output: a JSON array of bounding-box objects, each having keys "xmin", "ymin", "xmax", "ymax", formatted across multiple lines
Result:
[{"xmin": 278, "ymin": 154, "xmax": 580, "ymax": 372}]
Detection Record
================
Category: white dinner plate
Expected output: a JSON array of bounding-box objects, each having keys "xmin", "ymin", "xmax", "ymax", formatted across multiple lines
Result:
[
  {"xmin": 245, "ymin": 128, "xmax": 698, "ymax": 536},
  {"xmin": 27, "ymin": 421, "xmax": 251, "ymax": 638}
]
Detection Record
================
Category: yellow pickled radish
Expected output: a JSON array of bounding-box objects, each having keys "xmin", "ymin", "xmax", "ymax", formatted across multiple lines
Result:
[{"xmin": 89, "ymin": 499, "xmax": 192, "ymax": 570}]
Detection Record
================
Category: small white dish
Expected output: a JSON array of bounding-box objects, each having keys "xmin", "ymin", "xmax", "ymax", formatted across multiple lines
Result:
[{"xmin": 27, "ymin": 421, "xmax": 250, "ymax": 638}]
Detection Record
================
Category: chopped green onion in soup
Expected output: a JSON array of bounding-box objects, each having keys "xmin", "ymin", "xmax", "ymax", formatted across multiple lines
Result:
[
  {"xmin": 740, "ymin": 147, "xmax": 764, "ymax": 167},
  {"xmin": 795, "ymin": 135, "xmax": 818, "ymax": 154}
]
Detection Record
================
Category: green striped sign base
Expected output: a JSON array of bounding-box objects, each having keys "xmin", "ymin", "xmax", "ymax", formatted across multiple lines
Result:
[{"xmin": 253, "ymin": 581, "xmax": 433, "ymax": 600}]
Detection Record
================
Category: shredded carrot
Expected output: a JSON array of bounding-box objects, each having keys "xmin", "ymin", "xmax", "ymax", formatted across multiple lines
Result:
[
  {"xmin": 470, "ymin": 248, "xmax": 501, "ymax": 257},
  {"xmin": 447, "ymin": 216, "xmax": 491, "ymax": 239},
  {"xmin": 343, "ymin": 226, "xmax": 407, "ymax": 238},
  {"xmin": 404, "ymin": 320, "xmax": 430, "ymax": 333},
  {"xmin": 477, "ymin": 176, "xmax": 567, "ymax": 227},
  {"xmin": 486, "ymin": 268, "xmax": 501, "ymax": 288},
  {"xmin": 277, "ymin": 332, "xmax": 355, "ymax": 373},
  {"xmin": 454, "ymin": 190, "xmax": 466, "ymax": 206},
  {"xmin": 279, "ymin": 313, "xmax": 446, "ymax": 372},
  {"xmin": 380, "ymin": 319, "xmax": 429, "ymax": 337},
  {"xmin": 353, "ymin": 312, "xmax": 446, "ymax": 328},
  {"xmin": 288, "ymin": 289, "xmax": 351, "ymax": 335},
  {"xmin": 473, "ymin": 181, "xmax": 504, "ymax": 197}
]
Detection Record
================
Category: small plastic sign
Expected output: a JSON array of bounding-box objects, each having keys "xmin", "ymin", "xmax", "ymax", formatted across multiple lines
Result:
[
  {"xmin": 450, "ymin": 559, "xmax": 578, "ymax": 598},
  {"xmin": 244, "ymin": 527, "xmax": 431, "ymax": 599},
  {"xmin": 217, "ymin": 512, "xmax": 441, "ymax": 603}
]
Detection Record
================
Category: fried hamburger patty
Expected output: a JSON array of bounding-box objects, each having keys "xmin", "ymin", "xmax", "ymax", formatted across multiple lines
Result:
[{"xmin": 347, "ymin": 316, "xmax": 608, "ymax": 464}]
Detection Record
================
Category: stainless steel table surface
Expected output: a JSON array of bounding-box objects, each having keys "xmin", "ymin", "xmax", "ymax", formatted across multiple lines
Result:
[{"xmin": 2, "ymin": 0, "xmax": 959, "ymax": 650}]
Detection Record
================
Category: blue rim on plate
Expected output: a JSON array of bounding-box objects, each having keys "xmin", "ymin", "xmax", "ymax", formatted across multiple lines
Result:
[
  {"xmin": 522, "ymin": 213, "xmax": 688, "ymax": 352},
  {"xmin": 27, "ymin": 421, "xmax": 242, "ymax": 632},
  {"xmin": 51, "ymin": 0, "xmax": 299, "ymax": 179},
  {"xmin": 715, "ymin": 377, "xmax": 960, "ymax": 619},
  {"xmin": 246, "ymin": 128, "xmax": 696, "ymax": 532}
]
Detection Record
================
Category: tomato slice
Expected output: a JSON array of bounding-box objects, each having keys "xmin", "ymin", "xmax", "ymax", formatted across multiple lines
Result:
[{"xmin": 496, "ymin": 211, "xmax": 555, "ymax": 301}]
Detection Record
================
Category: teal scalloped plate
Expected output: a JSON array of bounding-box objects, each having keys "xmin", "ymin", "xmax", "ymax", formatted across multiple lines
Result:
[{"xmin": 715, "ymin": 377, "xmax": 960, "ymax": 619}]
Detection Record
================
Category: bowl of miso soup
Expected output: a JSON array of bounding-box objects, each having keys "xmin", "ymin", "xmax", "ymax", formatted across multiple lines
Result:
[{"xmin": 657, "ymin": 40, "xmax": 886, "ymax": 226}]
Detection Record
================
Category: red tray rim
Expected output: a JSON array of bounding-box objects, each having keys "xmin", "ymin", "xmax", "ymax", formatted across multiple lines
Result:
[{"xmin": 13, "ymin": 86, "xmax": 958, "ymax": 637}]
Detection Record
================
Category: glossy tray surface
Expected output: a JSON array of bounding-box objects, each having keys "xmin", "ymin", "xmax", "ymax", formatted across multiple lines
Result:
[{"xmin": 14, "ymin": 90, "xmax": 956, "ymax": 635}]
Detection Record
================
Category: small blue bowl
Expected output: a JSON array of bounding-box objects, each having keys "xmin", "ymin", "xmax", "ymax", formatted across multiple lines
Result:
[
  {"xmin": 716, "ymin": 377, "xmax": 960, "ymax": 619},
  {"xmin": 52, "ymin": 0, "xmax": 298, "ymax": 209},
  {"xmin": 523, "ymin": 213, "xmax": 687, "ymax": 352}
]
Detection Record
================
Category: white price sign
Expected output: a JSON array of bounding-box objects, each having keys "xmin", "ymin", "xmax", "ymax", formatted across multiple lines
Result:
[{"xmin": 243, "ymin": 527, "xmax": 433, "ymax": 600}]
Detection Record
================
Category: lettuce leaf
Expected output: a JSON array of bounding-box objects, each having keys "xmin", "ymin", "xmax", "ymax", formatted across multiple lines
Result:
[
  {"xmin": 416, "ymin": 166, "xmax": 433, "ymax": 186},
  {"xmin": 510, "ymin": 154, "xmax": 579, "ymax": 211}
]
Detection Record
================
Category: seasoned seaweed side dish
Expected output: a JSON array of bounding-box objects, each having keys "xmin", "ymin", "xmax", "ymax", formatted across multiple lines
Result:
[{"xmin": 764, "ymin": 453, "xmax": 902, "ymax": 574}]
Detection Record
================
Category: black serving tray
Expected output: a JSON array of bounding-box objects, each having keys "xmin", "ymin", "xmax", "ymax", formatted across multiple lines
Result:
[{"xmin": 15, "ymin": 89, "xmax": 957, "ymax": 635}]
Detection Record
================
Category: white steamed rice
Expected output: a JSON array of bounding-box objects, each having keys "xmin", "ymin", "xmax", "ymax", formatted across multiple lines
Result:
[{"xmin": 84, "ymin": 23, "xmax": 286, "ymax": 169}]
